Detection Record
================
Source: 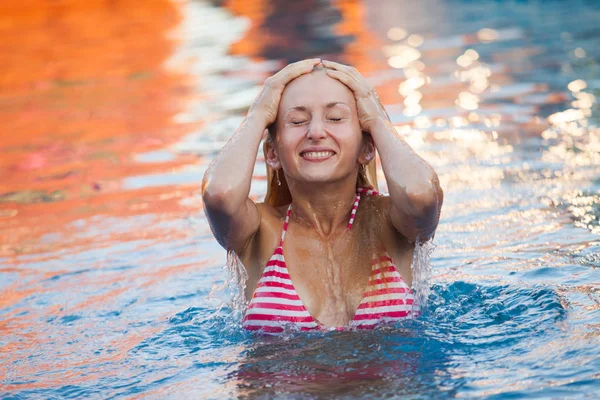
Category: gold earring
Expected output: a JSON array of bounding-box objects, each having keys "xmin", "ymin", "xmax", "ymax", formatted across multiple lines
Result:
[{"xmin": 276, "ymin": 169, "xmax": 282, "ymax": 186}]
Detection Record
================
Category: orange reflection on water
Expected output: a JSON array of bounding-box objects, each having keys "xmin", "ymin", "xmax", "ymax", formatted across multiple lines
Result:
[
  {"xmin": 0, "ymin": 0, "xmax": 201, "ymax": 258},
  {"xmin": 333, "ymin": 0, "xmax": 386, "ymax": 76},
  {"xmin": 225, "ymin": 0, "xmax": 394, "ymax": 104},
  {"xmin": 0, "ymin": 0, "xmax": 205, "ymax": 391},
  {"xmin": 2, "ymin": 322, "xmax": 163, "ymax": 392},
  {"xmin": 225, "ymin": 0, "xmax": 269, "ymax": 57}
]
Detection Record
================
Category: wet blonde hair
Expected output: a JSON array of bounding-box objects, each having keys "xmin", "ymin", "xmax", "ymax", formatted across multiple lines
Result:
[{"xmin": 262, "ymin": 64, "xmax": 379, "ymax": 207}]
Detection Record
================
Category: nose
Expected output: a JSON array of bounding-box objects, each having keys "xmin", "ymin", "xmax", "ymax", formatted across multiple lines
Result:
[{"xmin": 307, "ymin": 120, "xmax": 327, "ymax": 141}]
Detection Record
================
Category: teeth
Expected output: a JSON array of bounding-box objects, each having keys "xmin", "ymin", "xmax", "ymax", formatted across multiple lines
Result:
[{"xmin": 302, "ymin": 151, "xmax": 334, "ymax": 158}]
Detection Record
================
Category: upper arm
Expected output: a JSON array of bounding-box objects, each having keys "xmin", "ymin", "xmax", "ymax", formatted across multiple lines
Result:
[{"xmin": 203, "ymin": 195, "xmax": 262, "ymax": 255}]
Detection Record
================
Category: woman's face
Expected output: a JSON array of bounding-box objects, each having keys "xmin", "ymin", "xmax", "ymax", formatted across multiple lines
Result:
[{"xmin": 270, "ymin": 70, "xmax": 365, "ymax": 185}]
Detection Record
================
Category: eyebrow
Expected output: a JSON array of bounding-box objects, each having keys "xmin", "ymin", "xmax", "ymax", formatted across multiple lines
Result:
[
  {"xmin": 325, "ymin": 101, "xmax": 349, "ymax": 108},
  {"xmin": 286, "ymin": 102, "xmax": 350, "ymax": 113},
  {"xmin": 288, "ymin": 106, "xmax": 308, "ymax": 112}
]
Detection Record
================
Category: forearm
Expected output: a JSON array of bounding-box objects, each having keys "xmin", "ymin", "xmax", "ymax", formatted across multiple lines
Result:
[
  {"xmin": 202, "ymin": 113, "xmax": 266, "ymax": 211},
  {"xmin": 319, "ymin": 60, "xmax": 442, "ymax": 239},
  {"xmin": 370, "ymin": 117, "xmax": 442, "ymax": 217}
]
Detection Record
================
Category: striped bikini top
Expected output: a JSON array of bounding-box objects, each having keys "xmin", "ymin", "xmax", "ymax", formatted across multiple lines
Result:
[{"xmin": 242, "ymin": 187, "xmax": 419, "ymax": 334}]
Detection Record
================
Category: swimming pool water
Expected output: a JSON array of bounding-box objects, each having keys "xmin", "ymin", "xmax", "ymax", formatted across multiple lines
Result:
[{"xmin": 1, "ymin": 0, "xmax": 599, "ymax": 398}]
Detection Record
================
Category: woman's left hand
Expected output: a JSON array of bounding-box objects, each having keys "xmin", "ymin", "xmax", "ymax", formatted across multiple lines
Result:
[{"xmin": 322, "ymin": 60, "xmax": 390, "ymax": 133}]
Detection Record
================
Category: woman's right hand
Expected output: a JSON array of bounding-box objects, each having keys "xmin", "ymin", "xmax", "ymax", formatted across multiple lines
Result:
[{"xmin": 248, "ymin": 58, "xmax": 321, "ymax": 127}]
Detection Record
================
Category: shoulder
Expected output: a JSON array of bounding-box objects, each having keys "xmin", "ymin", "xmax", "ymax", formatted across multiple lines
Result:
[
  {"xmin": 239, "ymin": 202, "xmax": 286, "ymax": 266},
  {"xmin": 359, "ymin": 192, "xmax": 412, "ymax": 245},
  {"xmin": 358, "ymin": 192, "xmax": 392, "ymax": 222}
]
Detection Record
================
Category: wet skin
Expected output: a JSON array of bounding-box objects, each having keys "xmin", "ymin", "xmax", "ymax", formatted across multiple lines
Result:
[{"xmin": 238, "ymin": 71, "xmax": 415, "ymax": 327}]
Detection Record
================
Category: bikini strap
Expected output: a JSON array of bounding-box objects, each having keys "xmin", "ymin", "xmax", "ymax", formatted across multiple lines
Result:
[
  {"xmin": 346, "ymin": 192, "xmax": 362, "ymax": 230},
  {"xmin": 347, "ymin": 186, "xmax": 380, "ymax": 230},
  {"xmin": 283, "ymin": 187, "xmax": 380, "ymax": 241},
  {"xmin": 357, "ymin": 186, "xmax": 380, "ymax": 197},
  {"xmin": 279, "ymin": 204, "xmax": 293, "ymax": 246}
]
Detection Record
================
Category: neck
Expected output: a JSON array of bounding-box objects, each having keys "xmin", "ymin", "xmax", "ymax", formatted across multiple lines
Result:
[{"xmin": 286, "ymin": 177, "xmax": 359, "ymax": 238}]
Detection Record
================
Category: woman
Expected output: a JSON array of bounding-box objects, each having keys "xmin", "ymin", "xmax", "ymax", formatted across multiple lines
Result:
[{"xmin": 202, "ymin": 59, "xmax": 443, "ymax": 333}]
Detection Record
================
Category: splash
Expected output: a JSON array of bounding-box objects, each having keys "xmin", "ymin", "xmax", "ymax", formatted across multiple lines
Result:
[
  {"xmin": 225, "ymin": 237, "xmax": 435, "ymax": 325},
  {"xmin": 411, "ymin": 238, "xmax": 436, "ymax": 312},
  {"xmin": 225, "ymin": 250, "xmax": 249, "ymax": 321}
]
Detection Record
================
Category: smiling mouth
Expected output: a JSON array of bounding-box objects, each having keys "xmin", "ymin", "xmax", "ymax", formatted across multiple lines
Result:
[{"xmin": 300, "ymin": 151, "xmax": 336, "ymax": 161}]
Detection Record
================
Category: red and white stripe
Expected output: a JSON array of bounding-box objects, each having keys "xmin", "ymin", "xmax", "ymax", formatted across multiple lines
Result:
[
  {"xmin": 350, "ymin": 253, "xmax": 419, "ymax": 329},
  {"xmin": 242, "ymin": 247, "xmax": 320, "ymax": 333},
  {"xmin": 243, "ymin": 187, "xmax": 418, "ymax": 334},
  {"xmin": 347, "ymin": 187, "xmax": 380, "ymax": 230},
  {"xmin": 356, "ymin": 187, "xmax": 380, "ymax": 196}
]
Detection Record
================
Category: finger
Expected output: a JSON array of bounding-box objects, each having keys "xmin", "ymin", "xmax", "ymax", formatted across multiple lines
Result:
[
  {"xmin": 285, "ymin": 58, "xmax": 321, "ymax": 72},
  {"xmin": 323, "ymin": 60, "xmax": 369, "ymax": 87},
  {"xmin": 273, "ymin": 58, "xmax": 321, "ymax": 85},
  {"xmin": 321, "ymin": 60, "xmax": 351, "ymax": 72},
  {"xmin": 325, "ymin": 69, "xmax": 363, "ymax": 95}
]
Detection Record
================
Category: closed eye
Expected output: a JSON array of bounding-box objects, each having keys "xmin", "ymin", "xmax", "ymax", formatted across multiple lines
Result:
[
  {"xmin": 291, "ymin": 120, "xmax": 307, "ymax": 125},
  {"xmin": 329, "ymin": 118, "xmax": 342, "ymax": 122}
]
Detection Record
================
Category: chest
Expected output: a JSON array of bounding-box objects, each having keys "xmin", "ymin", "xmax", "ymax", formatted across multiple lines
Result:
[{"xmin": 281, "ymin": 229, "xmax": 382, "ymax": 325}]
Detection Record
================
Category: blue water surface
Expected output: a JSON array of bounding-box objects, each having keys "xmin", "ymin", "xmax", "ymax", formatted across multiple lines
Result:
[{"xmin": 2, "ymin": 0, "xmax": 600, "ymax": 398}]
